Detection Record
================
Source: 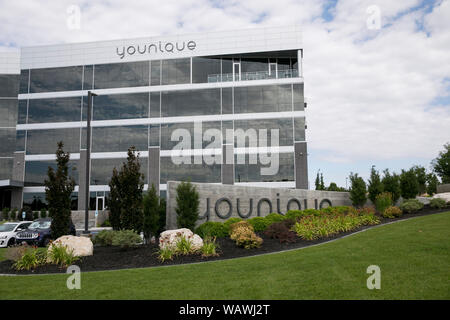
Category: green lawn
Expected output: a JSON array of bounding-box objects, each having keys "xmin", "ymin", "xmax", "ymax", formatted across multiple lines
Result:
[{"xmin": 1, "ymin": 212, "xmax": 449, "ymax": 300}]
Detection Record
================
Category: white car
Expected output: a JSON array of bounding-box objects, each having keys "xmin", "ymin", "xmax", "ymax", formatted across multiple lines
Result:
[{"xmin": 0, "ymin": 221, "xmax": 33, "ymax": 247}]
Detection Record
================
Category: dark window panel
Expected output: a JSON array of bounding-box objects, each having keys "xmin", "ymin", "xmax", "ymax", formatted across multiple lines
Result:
[
  {"xmin": 0, "ymin": 99, "xmax": 18, "ymax": 127},
  {"xmin": 222, "ymin": 58, "xmax": 233, "ymax": 74},
  {"xmin": 30, "ymin": 66, "xmax": 83, "ymax": 93},
  {"xmin": 27, "ymin": 97, "xmax": 82, "ymax": 123},
  {"xmin": 91, "ymin": 157, "xmax": 147, "ymax": 185},
  {"xmin": 234, "ymin": 85, "xmax": 292, "ymax": 114},
  {"xmin": 241, "ymin": 58, "xmax": 268, "ymax": 74},
  {"xmin": 17, "ymin": 100, "xmax": 27, "ymax": 124},
  {"xmin": 294, "ymin": 117, "xmax": 306, "ymax": 142},
  {"xmin": 222, "ymin": 87, "xmax": 232, "ymax": 114},
  {"xmin": 150, "ymin": 60, "xmax": 161, "ymax": 86},
  {"xmin": 94, "ymin": 61, "xmax": 149, "ymax": 89},
  {"xmin": 93, "ymin": 93, "xmax": 148, "ymax": 121},
  {"xmin": 19, "ymin": 70, "xmax": 29, "ymax": 94},
  {"xmin": 150, "ymin": 92, "xmax": 160, "ymax": 118},
  {"xmin": 234, "ymin": 118, "xmax": 293, "ymax": 148},
  {"xmin": 192, "ymin": 57, "xmax": 221, "ymax": 83},
  {"xmin": 222, "ymin": 120, "xmax": 233, "ymax": 144},
  {"xmin": 235, "ymin": 152, "xmax": 294, "ymax": 183},
  {"xmin": 161, "ymin": 88, "xmax": 220, "ymax": 117},
  {"xmin": 22, "ymin": 192, "xmax": 49, "ymax": 211},
  {"xmin": 92, "ymin": 125, "xmax": 148, "ymax": 153},
  {"xmin": 15, "ymin": 130, "xmax": 25, "ymax": 151},
  {"xmin": 26, "ymin": 128, "xmax": 80, "ymax": 155},
  {"xmin": 160, "ymin": 157, "xmax": 221, "ymax": 184},
  {"xmin": 83, "ymin": 65, "xmax": 93, "ymax": 90},
  {"xmin": 293, "ymin": 83, "xmax": 304, "ymax": 111},
  {"xmin": 0, "ymin": 158, "xmax": 12, "ymax": 180},
  {"xmin": 0, "ymin": 74, "xmax": 19, "ymax": 97},
  {"xmin": 0, "ymin": 128, "xmax": 16, "ymax": 157},
  {"xmin": 161, "ymin": 58, "xmax": 190, "ymax": 85},
  {"xmin": 25, "ymin": 160, "xmax": 78, "ymax": 186},
  {"xmin": 149, "ymin": 124, "xmax": 160, "ymax": 147}
]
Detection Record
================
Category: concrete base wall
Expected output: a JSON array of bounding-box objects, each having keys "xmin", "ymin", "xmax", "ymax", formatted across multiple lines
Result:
[
  {"xmin": 166, "ymin": 181, "xmax": 352, "ymax": 230},
  {"xmin": 437, "ymin": 184, "xmax": 450, "ymax": 194},
  {"xmin": 71, "ymin": 210, "xmax": 109, "ymax": 229}
]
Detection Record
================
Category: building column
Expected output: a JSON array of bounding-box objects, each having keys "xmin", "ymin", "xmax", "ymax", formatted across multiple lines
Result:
[
  {"xmin": 148, "ymin": 146, "xmax": 160, "ymax": 194},
  {"xmin": 222, "ymin": 144, "xmax": 234, "ymax": 185},
  {"xmin": 77, "ymin": 149, "xmax": 87, "ymax": 210},
  {"xmin": 11, "ymin": 152, "xmax": 25, "ymax": 209},
  {"xmin": 295, "ymin": 142, "xmax": 308, "ymax": 189}
]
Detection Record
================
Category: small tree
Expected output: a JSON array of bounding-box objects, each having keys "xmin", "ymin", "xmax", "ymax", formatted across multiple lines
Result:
[
  {"xmin": 320, "ymin": 173, "xmax": 325, "ymax": 190},
  {"xmin": 381, "ymin": 169, "xmax": 401, "ymax": 203},
  {"xmin": 349, "ymin": 172, "xmax": 367, "ymax": 207},
  {"xmin": 142, "ymin": 184, "xmax": 161, "ymax": 242},
  {"xmin": 412, "ymin": 165, "xmax": 427, "ymax": 195},
  {"xmin": 2, "ymin": 208, "xmax": 9, "ymax": 221},
  {"xmin": 315, "ymin": 172, "xmax": 321, "ymax": 190},
  {"xmin": 176, "ymin": 181, "xmax": 199, "ymax": 230},
  {"xmin": 44, "ymin": 141, "xmax": 75, "ymax": 239},
  {"xmin": 431, "ymin": 143, "xmax": 450, "ymax": 184},
  {"xmin": 400, "ymin": 168, "xmax": 419, "ymax": 199},
  {"xmin": 158, "ymin": 198, "xmax": 166, "ymax": 235},
  {"xmin": 368, "ymin": 165, "xmax": 383, "ymax": 204},
  {"xmin": 10, "ymin": 208, "xmax": 17, "ymax": 221},
  {"xmin": 40, "ymin": 208, "xmax": 47, "ymax": 218},
  {"xmin": 426, "ymin": 173, "xmax": 439, "ymax": 196}
]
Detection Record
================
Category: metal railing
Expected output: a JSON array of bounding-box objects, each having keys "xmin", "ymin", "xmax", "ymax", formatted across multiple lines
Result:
[{"xmin": 207, "ymin": 69, "xmax": 299, "ymax": 83}]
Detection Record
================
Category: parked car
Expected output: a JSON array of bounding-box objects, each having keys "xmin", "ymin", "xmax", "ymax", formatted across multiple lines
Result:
[
  {"xmin": 0, "ymin": 221, "xmax": 33, "ymax": 247},
  {"xmin": 15, "ymin": 218, "xmax": 76, "ymax": 247}
]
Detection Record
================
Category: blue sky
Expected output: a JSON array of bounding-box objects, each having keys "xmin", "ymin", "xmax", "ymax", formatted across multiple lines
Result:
[{"xmin": 0, "ymin": 0, "xmax": 449, "ymax": 188}]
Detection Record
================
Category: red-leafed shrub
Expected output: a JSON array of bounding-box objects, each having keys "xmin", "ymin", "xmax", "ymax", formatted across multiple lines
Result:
[{"xmin": 264, "ymin": 220, "xmax": 298, "ymax": 244}]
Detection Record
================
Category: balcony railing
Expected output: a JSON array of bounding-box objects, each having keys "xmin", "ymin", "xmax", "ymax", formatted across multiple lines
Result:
[{"xmin": 207, "ymin": 69, "xmax": 299, "ymax": 83}]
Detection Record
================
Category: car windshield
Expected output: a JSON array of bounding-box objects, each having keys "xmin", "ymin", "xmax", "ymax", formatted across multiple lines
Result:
[
  {"xmin": 0, "ymin": 224, "xmax": 17, "ymax": 232},
  {"xmin": 28, "ymin": 221, "xmax": 51, "ymax": 230}
]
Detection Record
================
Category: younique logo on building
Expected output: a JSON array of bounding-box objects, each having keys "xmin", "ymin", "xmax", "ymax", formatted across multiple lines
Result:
[{"xmin": 116, "ymin": 40, "xmax": 197, "ymax": 59}]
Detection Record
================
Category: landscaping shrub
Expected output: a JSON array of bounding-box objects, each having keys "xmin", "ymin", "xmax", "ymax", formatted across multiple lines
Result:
[
  {"xmin": 47, "ymin": 243, "xmax": 80, "ymax": 267},
  {"xmin": 400, "ymin": 168, "xmax": 419, "ymax": 199},
  {"xmin": 229, "ymin": 220, "xmax": 253, "ymax": 233},
  {"xmin": 175, "ymin": 181, "xmax": 200, "ymax": 231},
  {"xmin": 2, "ymin": 208, "xmax": 9, "ymax": 221},
  {"xmin": 349, "ymin": 172, "xmax": 367, "ymax": 207},
  {"xmin": 375, "ymin": 192, "xmax": 393, "ymax": 214},
  {"xmin": 195, "ymin": 221, "xmax": 228, "ymax": 238},
  {"xmin": 285, "ymin": 210, "xmax": 303, "ymax": 220},
  {"xmin": 382, "ymin": 206, "xmax": 402, "ymax": 218},
  {"xmin": 111, "ymin": 230, "xmax": 142, "ymax": 249},
  {"xmin": 93, "ymin": 230, "xmax": 115, "ymax": 246},
  {"xmin": 368, "ymin": 166, "xmax": 384, "ymax": 204},
  {"xmin": 13, "ymin": 246, "xmax": 47, "ymax": 271},
  {"xmin": 400, "ymin": 199, "xmax": 424, "ymax": 213},
  {"xmin": 223, "ymin": 217, "xmax": 243, "ymax": 234},
  {"xmin": 158, "ymin": 247, "xmax": 176, "ymax": 262},
  {"xmin": 302, "ymin": 208, "xmax": 321, "ymax": 216},
  {"xmin": 382, "ymin": 169, "xmax": 401, "ymax": 203},
  {"xmin": 230, "ymin": 223, "xmax": 263, "ymax": 249},
  {"xmin": 32, "ymin": 211, "xmax": 39, "ymax": 220},
  {"xmin": 264, "ymin": 220, "xmax": 297, "ymax": 243},
  {"xmin": 247, "ymin": 217, "xmax": 269, "ymax": 232},
  {"xmin": 143, "ymin": 184, "xmax": 163, "ymax": 242},
  {"xmin": 100, "ymin": 219, "xmax": 111, "ymax": 227},
  {"xmin": 200, "ymin": 236, "xmax": 219, "ymax": 257},
  {"xmin": 429, "ymin": 198, "xmax": 446, "ymax": 209},
  {"xmin": 175, "ymin": 236, "xmax": 196, "ymax": 255},
  {"xmin": 264, "ymin": 213, "xmax": 286, "ymax": 226},
  {"xmin": 40, "ymin": 208, "xmax": 47, "ymax": 218},
  {"xmin": 10, "ymin": 208, "xmax": 17, "ymax": 221},
  {"xmin": 5, "ymin": 245, "xmax": 29, "ymax": 262},
  {"xmin": 356, "ymin": 207, "xmax": 376, "ymax": 216},
  {"xmin": 320, "ymin": 206, "xmax": 356, "ymax": 216}
]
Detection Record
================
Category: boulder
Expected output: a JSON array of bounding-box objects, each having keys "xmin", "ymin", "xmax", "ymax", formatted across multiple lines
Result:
[
  {"xmin": 159, "ymin": 228, "xmax": 203, "ymax": 251},
  {"xmin": 48, "ymin": 235, "xmax": 93, "ymax": 257},
  {"xmin": 433, "ymin": 192, "xmax": 450, "ymax": 202}
]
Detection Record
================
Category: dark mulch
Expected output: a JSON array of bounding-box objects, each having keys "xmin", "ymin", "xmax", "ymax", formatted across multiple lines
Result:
[{"xmin": 1, "ymin": 207, "xmax": 448, "ymax": 275}]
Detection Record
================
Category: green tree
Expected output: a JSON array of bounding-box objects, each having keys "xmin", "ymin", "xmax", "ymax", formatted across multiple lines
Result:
[
  {"xmin": 328, "ymin": 182, "xmax": 339, "ymax": 191},
  {"xmin": 143, "ymin": 184, "xmax": 161, "ymax": 242},
  {"xmin": 400, "ymin": 168, "xmax": 419, "ymax": 199},
  {"xmin": 349, "ymin": 172, "xmax": 367, "ymax": 207},
  {"xmin": 107, "ymin": 146, "xmax": 145, "ymax": 232},
  {"xmin": 431, "ymin": 143, "xmax": 450, "ymax": 184},
  {"xmin": 426, "ymin": 173, "xmax": 439, "ymax": 196},
  {"xmin": 158, "ymin": 198, "xmax": 167, "ymax": 235},
  {"xmin": 412, "ymin": 165, "xmax": 427, "ymax": 195},
  {"xmin": 368, "ymin": 165, "xmax": 383, "ymax": 204},
  {"xmin": 2, "ymin": 208, "xmax": 9, "ymax": 221},
  {"xmin": 44, "ymin": 141, "xmax": 75, "ymax": 239},
  {"xmin": 176, "ymin": 181, "xmax": 200, "ymax": 230},
  {"xmin": 382, "ymin": 169, "xmax": 401, "ymax": 203},
  {"xmin": 315, "ymin": 172, "xmax": 321, "ymax": 190},
  {"xmin": 320, "ymin": 173, "xmax": 325, "ymax": 190}
]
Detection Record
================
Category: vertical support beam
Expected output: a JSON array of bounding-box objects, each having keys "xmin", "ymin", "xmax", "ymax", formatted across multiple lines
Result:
[
  {"xmin": 295, "ymin": 142, "xmax": 308, "ymax": 189},
  {"xmin": 78, "ymin": 149, "xmax": 87, "ymax": 210},
  {"xmin": 222, "ymin": 144, "xmax": 234, "ymax": 185},
  {"xmin": 11, "ymin": 152, "xmax": 25, "ymax": 209},
  {"xmin": 297, "ymin": 49, "xmax": 303, "ymax": 77},
  {"xmin": 148, "ymin": 146, "xmax": 160, "ymax": 194}
]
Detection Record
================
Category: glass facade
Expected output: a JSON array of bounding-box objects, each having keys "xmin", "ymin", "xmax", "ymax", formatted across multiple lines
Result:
[
  {"xmin": 24, "ymin": 160, "xmax": 78, "ymax": 186},
  {"xmin": 27, "ymin": 97, "xmax": 82, "ymax": 123},
  {"xmin": 94, "ymin": 61, "xmax": 149, "ymax": 89},
  {"xmin": 29, "ymin": 66, "xmax": 83, "ymax": 93}
]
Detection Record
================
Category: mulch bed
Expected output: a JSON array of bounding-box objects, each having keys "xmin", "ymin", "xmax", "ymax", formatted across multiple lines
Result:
[{"xmin": 1, "ymin": 207, "xmax": 448, "ymax": 275}]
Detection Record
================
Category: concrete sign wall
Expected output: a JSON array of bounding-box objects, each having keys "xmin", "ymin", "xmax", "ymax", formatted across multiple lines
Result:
[{"xmin": 166, "ymin": 181, "xmax": 352, "ymax": 230}]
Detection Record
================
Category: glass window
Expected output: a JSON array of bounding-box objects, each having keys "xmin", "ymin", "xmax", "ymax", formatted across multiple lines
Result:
[
  {"xmin": 0, "ymin": 129, "xmax": 15, "ymax": 157},
  {"xmin": 0, "ymin": 99, "xmax": 17, "ymax": 127},
  {"xmin": 222, "ymin": 87, "xmax": 232, "ymax": 114},
  {"xmin": 0, "ymin": 158, "xmax": 12, "ymax": 180},
  {"xmin": 161, "ymin": 58, "xmax": 190, "ymax": 85},
  {"xmin": 150, "ymin": 92, "xmax": 160, "ymax": 118},
  {"xmin": 160, "ymin": 157, "xmax": 221, "ymax": 184},
  {"xmin": 30, "ymin": 66, "xmax": 83, "ymax": 93},
  {"xmin": 294, "ymin": 117, "xmax": 306, "ymax": 142},
  {"xmin": 28, "ymin": 97, "xmax": 82, "ymax": 123},
  {"xmin": 192, "ymin": 57, "xmax": 221, "ymax": 83},
  {"xmin": 91, "ymin": 157, "xmax": 147, "ymax": 185},
  {"xmin": 93, "ymin": 93, "xmax": 148, "ymax": 121},
  {"xmin": 26, "ymin": 128, "xmax": 80, "ymax": 155},
  {"xmin": 25, "ymin": 160, "xmax": 78, "ymax": 186},
  {"xmin": 222, "ymin": 58, "xmax": 233, "ymax": 75},
  {"xmin": 241, "ymin": 58, "xmax": 268, "ymax": 74},
  {"xmin": 234, "ymin": 85, "xmax": 292, "ymax": 114},
  {"xmin": 222, "ymin": 121, "xmax": 233, "ymax": 144},
  {"xmin": 15, "ymin": 130, "xmax": 25, "ymax": 151},
  {"xmin": 83, "ymin": 65, "xmax": 93, "ymax": 90},
  {"xmin": 235, "ymin": 152, "xmax": 294, "ymax": 183},
  {"xmin": 17, "ymin": 100, "xmax": 27, "ymax": 124},
  {"xmin": 92, "ymin": 125, "xmax": 148, "ymax": 153},
  {"xmin": 150, "ymin": 60, "xmax": 161, "ymax": 86},
  {"xmin": 19, "ymin": 70, "xmax": 29, "ymax": 94},
  {"xmin": 234, "ymin": 118, "xmax": 293, "ymax": 147},
  {"xmin": 161, "ymin": 121, "xmax": 221, "ymax": 150},
  {"xmin": 22, "ymin": 193, "xmax": 48, "ymax": 211},
  {"xmin": 161, "ymin": 89, "xmax": 220, "ymax": 117},
  {"xmin": 293, "ymin": 84, "xmax": 304, "ymax": 111},
  {"xmin": 0, "ymin": 74, "xmax": 19, "ymax": 97},
  {"xmin": 94, "ymin": 61, "xmax": 149, "ymax": 89},
  {"xmin": 149, "ymin": 124, "xmax": 160, "ymax": 147}
]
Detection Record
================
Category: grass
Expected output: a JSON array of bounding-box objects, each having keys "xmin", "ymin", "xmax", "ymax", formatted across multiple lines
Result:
[{"xmin": 0, "ymin": 212, "xmax": 449, "ymax": 300}]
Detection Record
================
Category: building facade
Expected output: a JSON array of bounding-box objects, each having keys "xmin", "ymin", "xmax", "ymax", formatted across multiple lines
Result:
[{"xmin": 0, "ymin": 26, "xmax": 308, "ymax": 212}]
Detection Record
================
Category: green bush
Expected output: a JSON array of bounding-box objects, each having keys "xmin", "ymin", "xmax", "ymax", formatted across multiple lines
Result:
[
  {"xmin": 40, "ymin": 208, "xmax": 47, "ymax": 218},
  {"xmin": 47, "ymin": 243, "xmax": 80, "ymax": 267},
  {"xmin": 201, "ymin": 236, "xmax": 219, "ymax": 257},
  {"xmin": 429, "ymin": 198, "xmax": 446, "ymax": 209},
  {"xmin": 223, "ymin": 217, "xmax": 243, "ymax": 234},
  {"xmin": 13, "ymin": 247, "xmax": 47, "ymax": 271},
  {"xmin": 349, "ymin": 172, "xmax": 367, "ymax": 207},
  {"xmin": 264, "ymin": 213, "xmax": 286, "ymax": 226},
  {"xmin": 10, "ymin": 208, "xmax": 17, "ymax": 221},
  {"xmin": 100, "ymin": 219, "xmax": 111, "ymax": 227},
  {"xmin": 32, "ymin": 211, "xmax": 39, "ymax": 220},
  {"xmin": 175, "ymin": 236, "xmax": 195, "ymax": 255},
  {"xmin": 247, "ymin": 217, "xmax": 269, "ymax": 232},
  {"xmin": 93, "ymin": 230, "xmax": 115, "ymax": 246},
  {"xmin": 382, "ymin": 206, "xmax": 403, "ymax": 218},
  {"xmin": 400, "ymin": 168, "xmax": 419, "ymax": 199},
  {"xmin": 111, "ymin": 230, "xmax": 142, "ymax": 249},
  {"xmin": 195, "ymin": 221, "xmax": 228, "ymax": 238},
  {"xmin": 175, "ymin": 181, "xmax": 200, "ymax": 230},
  {"xmin": 400, "ymin": 199, "xmax": 424, "ymax": 213},
  {"xmin": 158, "ymin": 247, "xmax": 176, "ymax": 262},
  {"xmin": 230, "ymin": 222, "xmax": 263, "ymax": 249},
  {"xmin": 302, "ymin": 209, "xmax": 321, "ymax": 216},
  {"xmin": 2, "ymin": 208, "xmax": 9, "ymax": 220},
  {"xmin": 375, "ymin": 192, "xmax": 393, "ymax": 214}
]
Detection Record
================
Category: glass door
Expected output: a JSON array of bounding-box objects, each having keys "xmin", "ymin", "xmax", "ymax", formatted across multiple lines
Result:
[
  {"xmin": 269, "ymin": 62, "xmax": 277, "ymax": 78},
  {"xmin": 96, "ymin": 196, "xmax": 105, "ymax": 211},
  {"xmin": 233, "ymin": 61, "xmax": 241, "ymax": 81}
]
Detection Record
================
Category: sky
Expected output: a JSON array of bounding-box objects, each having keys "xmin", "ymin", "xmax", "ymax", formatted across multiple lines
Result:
[{"xmin": 0, "ymin": 0, "xmax": 449, "ymax": 188}]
